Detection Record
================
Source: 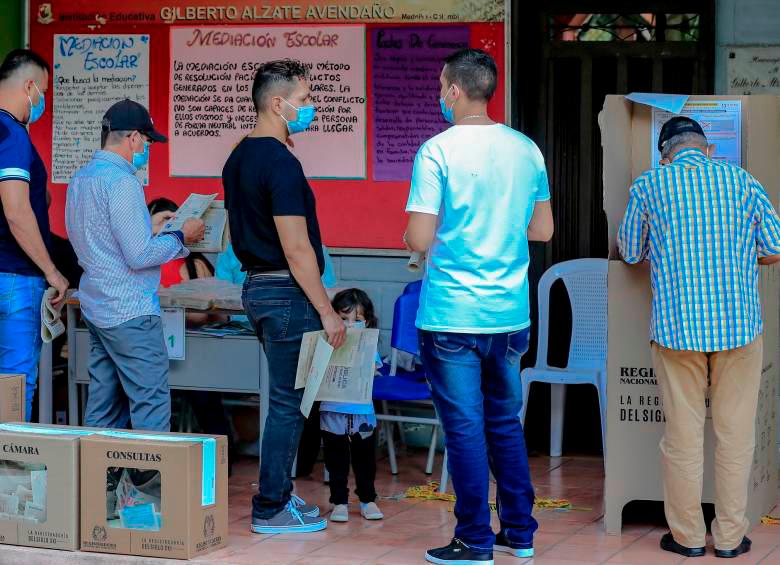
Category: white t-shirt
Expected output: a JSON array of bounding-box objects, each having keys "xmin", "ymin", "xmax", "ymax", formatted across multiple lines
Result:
[{"xmin": 406, "ymin": 123, "xmax": 550, "ymax": 333}]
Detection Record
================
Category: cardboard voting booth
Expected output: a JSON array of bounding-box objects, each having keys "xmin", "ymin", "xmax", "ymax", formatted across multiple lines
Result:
[
  {"xmin": 600, "ymin": 94, "xmax": 780, "ymax": 534},
  {"xmin": 0, "ymin": 375, "xmax": 25, "ymax": 423},
  {"xmin": 79, "ymin": 430, "xmax": 228, "ymax": 559}
]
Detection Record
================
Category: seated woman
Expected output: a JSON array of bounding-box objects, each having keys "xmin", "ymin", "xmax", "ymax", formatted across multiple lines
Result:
[{"xmin": 147, "ymin": 197, "xmax": 235, "ymax": 473}]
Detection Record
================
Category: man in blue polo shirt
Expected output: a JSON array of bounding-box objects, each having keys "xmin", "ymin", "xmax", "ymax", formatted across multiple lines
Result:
[{"xmin": 0, "ymin": 49, "xmax": 69, "ymax": 420}]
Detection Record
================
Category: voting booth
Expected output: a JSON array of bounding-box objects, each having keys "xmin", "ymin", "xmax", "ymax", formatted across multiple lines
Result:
[{"xmin": 601, "ymin": 94, "xmax": 780, "ymax": 533}]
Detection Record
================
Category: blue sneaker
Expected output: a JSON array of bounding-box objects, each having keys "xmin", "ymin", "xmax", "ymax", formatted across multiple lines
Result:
[
  {"xmin": 291, "ymin": 494, "xmax": 320, "ymax": 518},
  {"xmin": 250, "ymin": 501, "xmax": 327, "ymax": 534},
  {"xmin": 494, "ymin": 531, "xmax": 534, "ymax": 558}
]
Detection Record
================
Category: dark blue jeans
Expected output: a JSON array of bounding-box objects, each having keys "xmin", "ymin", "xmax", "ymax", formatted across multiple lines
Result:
[
  {"xmin": 243, "ymin": 274, "xmax": 322, "ymax": 519},
  {"xmin": 419, "ymin": 329, "xmax": 538, "ymax": 550}
]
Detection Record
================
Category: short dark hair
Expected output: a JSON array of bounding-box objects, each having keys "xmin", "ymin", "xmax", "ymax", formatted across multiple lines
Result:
[
  {"xmin": 251, "ymin": 59, "xmax": 308, "ymax": 113},
  {"xmin": 443, "ymin": 48, "xmax": 497, "ymax": 102},
  {"xmin": 147, "ymin": 197, "xmax": 178, "ymax": 215},
  {"xmin": 331, "ymin": 288, "xmax": 378, "ymax": 329},
  {"xmin": 0, "ymin": 49, "xmax": 51, "ymax": 83}
]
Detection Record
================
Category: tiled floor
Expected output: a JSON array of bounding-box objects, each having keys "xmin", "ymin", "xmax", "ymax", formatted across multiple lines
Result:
[{"xmin": 4, "ymin": 450, "xmax": 780, "ymax": 564}]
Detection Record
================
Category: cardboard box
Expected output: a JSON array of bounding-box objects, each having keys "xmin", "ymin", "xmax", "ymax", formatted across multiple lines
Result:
[
  {"xmin": 0, "ymin": 375, "xmax": 25, "ymax": 423},
  {"xmin": 80, "ymin": 430, "xmax": 228, "ymax": 559},
  {"xmin": 0, "ymin": 422, "xmax": 99, "ymax": 551},
  {"xmin": 600, "ymin": 95, "xmax": 780, "ymax": 533}
]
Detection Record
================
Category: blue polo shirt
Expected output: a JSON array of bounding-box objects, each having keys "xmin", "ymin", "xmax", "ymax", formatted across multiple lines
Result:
[{"xmin": 0, "ymin": 109, "xmax": 50, "ymax": 276}]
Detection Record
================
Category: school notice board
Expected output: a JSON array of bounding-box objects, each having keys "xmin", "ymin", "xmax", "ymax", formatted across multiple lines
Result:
[{"xmin": 30, "ymin": 0, "xmax": 507, "ymax": 249}]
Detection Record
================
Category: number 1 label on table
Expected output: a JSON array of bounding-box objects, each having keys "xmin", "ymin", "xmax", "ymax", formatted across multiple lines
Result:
[{"xmin": 162, "ymin": 307, "xmax": 186, "ymax": 361}]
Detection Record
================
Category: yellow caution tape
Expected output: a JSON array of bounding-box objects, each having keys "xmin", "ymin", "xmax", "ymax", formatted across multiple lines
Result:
[{"xmin": 401, "ymin": 483, "xmax": 575, "ymax": 512}]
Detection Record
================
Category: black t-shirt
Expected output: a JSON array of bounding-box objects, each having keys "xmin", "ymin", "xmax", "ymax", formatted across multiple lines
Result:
[{"xmin": 222, "ymin": 137, "xmax": 324, "ymax": 274}]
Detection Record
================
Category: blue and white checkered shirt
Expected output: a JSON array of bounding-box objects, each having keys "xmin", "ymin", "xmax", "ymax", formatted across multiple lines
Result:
[
  {"xmin": 66, "ymin": 150, "xmax": 186, "ymax": 328},
  {"xmin": 618, "ymin": 148, "xmax": 780, "ymax": 352}
]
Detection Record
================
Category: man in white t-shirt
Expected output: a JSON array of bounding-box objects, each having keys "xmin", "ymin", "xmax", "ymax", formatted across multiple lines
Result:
[{"xmin": 404, "ymin": 48, "xmax": 554, "ymax": 565}]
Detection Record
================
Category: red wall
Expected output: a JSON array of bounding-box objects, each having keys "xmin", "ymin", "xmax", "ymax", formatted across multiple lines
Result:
[{"xmin": 30, "ymin": 12, "xmax": 505, "ymax": 249}]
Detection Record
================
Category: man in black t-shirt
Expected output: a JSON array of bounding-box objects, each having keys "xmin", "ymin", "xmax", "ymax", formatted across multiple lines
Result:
[{"xmin": 223, "ymin": 59, "xmax": 346, "ymax": 534}]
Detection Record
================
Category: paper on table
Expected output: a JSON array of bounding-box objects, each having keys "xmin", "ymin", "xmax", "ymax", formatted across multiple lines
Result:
[
  {"xmin": 160, "ymin": 193, "xmax": 217, "ymax": 233},
  {"xmin": 299, "ymin": 336, "xmax": 334, "ymax": 418},
  {"xmin": 40, "ymin": 287, "xmax": 65, "ymax": 343}
]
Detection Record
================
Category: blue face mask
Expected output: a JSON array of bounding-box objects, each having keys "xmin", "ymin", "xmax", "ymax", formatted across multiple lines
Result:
[
  {"xmin": 439, "ymin": 86, "xmax": 455, "ymax": 124},
  {"xmin": 281, "ymin": 99, "xmax": 316, "ymax": 135},
  {"xmin": 28, "ymin": 82, "xmax": 45, "ymax": 124},
  {"xmin": 132, "ymin": 140, "xmax": 150, "ymax": 169}
]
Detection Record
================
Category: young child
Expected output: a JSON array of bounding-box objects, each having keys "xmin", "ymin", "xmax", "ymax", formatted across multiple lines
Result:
[{"xmin": 320, "ymin": 289, "xmax": 384, "ymax": 523}]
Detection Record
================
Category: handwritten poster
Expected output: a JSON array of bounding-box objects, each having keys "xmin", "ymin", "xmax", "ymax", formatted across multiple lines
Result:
[
  {"xmin": 727, "ymin": 46, "xmax": 780, "ymax": 94},
  {"xmin": 52, "ymin": 34, "xmax": 150, "ymax": 184},
  {"xmin": 169, "ymin": 26, "xmax": 366, "ymax": 179},
  {"xmin": 371, "ymin": 26, "xmax": 469, "ymax": 181}
]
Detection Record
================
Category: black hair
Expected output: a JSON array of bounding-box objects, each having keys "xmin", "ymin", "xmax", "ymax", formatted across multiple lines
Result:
[
  {"xmin": 251, "ymin": 59, "xmax": 309, "ymax": 113},
  {"xmin": 331, "ymin": 289, "xmax": 378, "ymax": 329},
  {"xmin": 148, "ymin": 197, "xmax": 178, "ymax": 216},
  {"xmin": 443, "ymin": 48, "xmax": 497, "ymax": 102},
  {"xmin": 147, "ymin": 198, "xmax": 214, "ymax": 280},
  {"xmin": 0, "ymin": 49, "xmax": 51, "ymax": 83}
]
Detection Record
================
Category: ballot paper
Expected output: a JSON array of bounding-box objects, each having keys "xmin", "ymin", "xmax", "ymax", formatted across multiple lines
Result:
[
  {"xmin": 186, "ymin": 200, "xmax": 229, "ymax": 254},
  {"xmin": 40, "ymin": 287, "xmax": 65, "ymax": 343},
  {"xmin": 296, "ymin": 328, "xmax": 380, "ymax": 417},
  {"xmin": 160, "ymin": 193, "xmax": 216, "ymax": 233}
]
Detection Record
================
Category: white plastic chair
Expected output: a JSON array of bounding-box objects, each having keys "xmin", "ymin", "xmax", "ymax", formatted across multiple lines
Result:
[{"xmin": 520, "ymin": 258, "xmax": 608, "ymax": 457}]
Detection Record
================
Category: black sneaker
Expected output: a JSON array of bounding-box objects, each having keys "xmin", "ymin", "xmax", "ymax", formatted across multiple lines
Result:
[
  {"xmin": 715, "ymin": 537, "xmax": 751, "ymax": 558},
  {"xmin": 660, "ymin": 533, "xmax": 706, "ymax": 557},
  {"xmin": 425, "ymin": 538, "xmax": 494, "ymax": 565},
  {"xmin": 494, "ymin": 531, "xmax": 534, "ymax": 558}
]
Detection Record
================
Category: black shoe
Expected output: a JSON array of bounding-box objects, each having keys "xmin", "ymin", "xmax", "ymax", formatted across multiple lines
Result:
[
  {"xmin": 715, "ymin": 537, "xmax": 751, "ymax": 558},
  {"xmin": 660, "ymin": 533, "xmax": 706, "ymax": 557},
  {"xmin": 494, "ymin": 531, "xmax": 534, "ymax": 558},
  {"xmin": 425, "ymin": 538, "xmax": 494, "ymax": 564}
]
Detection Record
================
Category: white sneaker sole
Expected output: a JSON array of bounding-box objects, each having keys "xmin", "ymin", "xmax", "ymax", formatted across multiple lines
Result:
[
  {"xmin": 494, "ymin": 544, "xmax": 534, "ymax": 558},
  {"xmin": 361, "ymin": 512, "xmax": 384, "ymax": 520},
  {"xmin": 425, "ymin": 553, "xmax": 494, "ymax": 565},
  {"xmin": 250, "ymin": 519, "xmax": 327, "ymax": 534}
]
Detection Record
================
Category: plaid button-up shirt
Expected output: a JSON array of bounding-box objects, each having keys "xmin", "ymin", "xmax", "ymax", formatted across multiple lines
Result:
[{"xmin": 618, "ymin": 148, "xmax": 780, "ymax": 352}]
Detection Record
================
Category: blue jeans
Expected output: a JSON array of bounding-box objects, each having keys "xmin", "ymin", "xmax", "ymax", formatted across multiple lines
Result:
[
  {"xmin": 0, "ymin": 273, "xmax": 45, "ymax": 421},
  {"xmin": 84, "ymin": 315, "xmax": 171, "ymax": 431},
  {"xmin": 419, "ymin": 329, "xmax": 538, "ymax": 550},
  {"xmin": 243, "ymin": 274, "xmax": 322, "ymax": 519}
]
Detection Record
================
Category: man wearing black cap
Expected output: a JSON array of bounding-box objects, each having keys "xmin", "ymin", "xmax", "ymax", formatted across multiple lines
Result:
[
  {"xmin": 65, "ymin": 99, "xmax": 205, "ymax": 431},
  {"xmin": 618, "ymin": 116, "xmax": 780, "ymax": 558}
]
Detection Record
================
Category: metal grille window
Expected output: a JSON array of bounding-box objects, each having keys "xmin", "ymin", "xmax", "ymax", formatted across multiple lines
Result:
[{"xmin": 549, "ymin": 13, "xmax": 700, "ymax": 42}]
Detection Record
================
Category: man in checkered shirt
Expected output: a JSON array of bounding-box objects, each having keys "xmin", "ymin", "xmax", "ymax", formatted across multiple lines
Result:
[{"xmin": 618, "ymin": 116, "xmax": 780, "ymax": 559}]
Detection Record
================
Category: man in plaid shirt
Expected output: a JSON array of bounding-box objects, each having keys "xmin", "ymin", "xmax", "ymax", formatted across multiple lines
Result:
[{"xmin": 618, "ymin": 116, "xmax": 780, "ymax": 559}]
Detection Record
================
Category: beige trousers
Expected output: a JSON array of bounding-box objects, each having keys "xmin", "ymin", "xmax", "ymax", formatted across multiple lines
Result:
[{"xmin": 651, "ymin": 337, "xmax": 763, "ymax": 551}]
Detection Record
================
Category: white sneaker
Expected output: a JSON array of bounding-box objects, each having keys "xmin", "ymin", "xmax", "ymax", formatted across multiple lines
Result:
[
  {"xmin": 331, "ymin": 504, "xmax": 349, "ymax": 522},
  {"xmin": 360, "ymin": 501, "xmax": 384, "ymax": 520}
]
